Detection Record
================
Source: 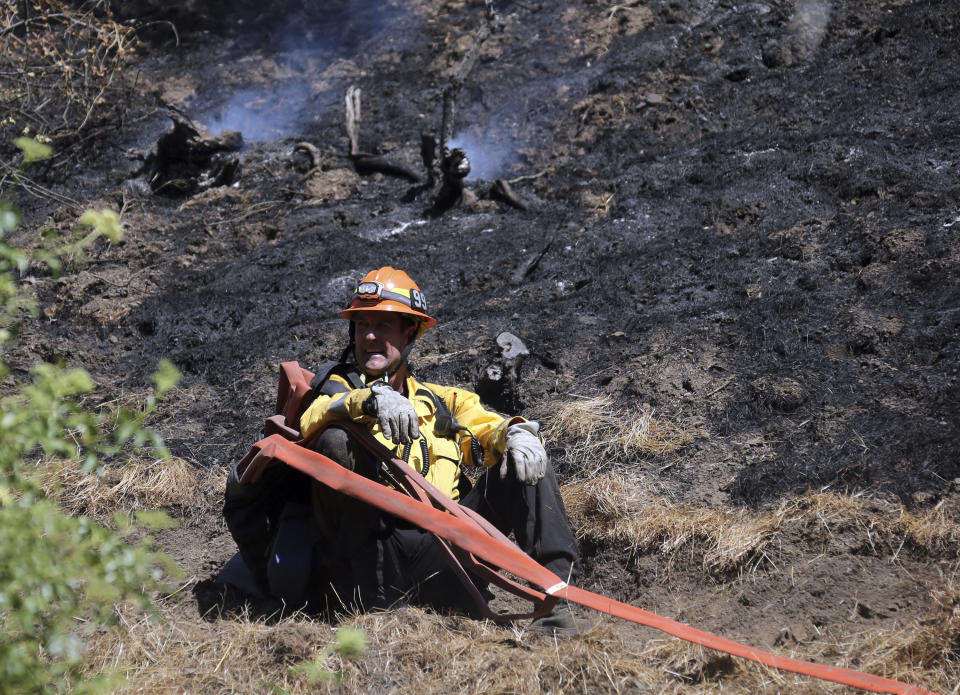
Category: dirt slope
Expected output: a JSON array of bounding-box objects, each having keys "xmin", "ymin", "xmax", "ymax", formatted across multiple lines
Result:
[{"xmin": 6, "ymin": 0, "xmax": 959, "ymax": 692}]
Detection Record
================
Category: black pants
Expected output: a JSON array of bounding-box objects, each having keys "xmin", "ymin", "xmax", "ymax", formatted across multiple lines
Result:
[
  {"xmin": 223, "ymin": 456, "xmax": 313, "ymax": 592},
  {"xmin": 310, "ymin": 426, "xmax": 580, "ymax": 613}
]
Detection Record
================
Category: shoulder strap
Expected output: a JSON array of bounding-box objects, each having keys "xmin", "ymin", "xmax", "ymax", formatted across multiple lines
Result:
[
  {"xmin": 306, "ymin": 361, "xmax": 365, "ymax": 400},
  {"xmin": 295, "ymin": 362, "xmax": 364, "ymax": 423}
]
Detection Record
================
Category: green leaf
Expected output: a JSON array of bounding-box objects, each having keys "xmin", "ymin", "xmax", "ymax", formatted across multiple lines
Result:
[
  {"xmin": 0, "ymin": 202, "xmax": 21, "ymax": 234},
  {"xmin": 14, "ymin": 137, "xmax": 53, "ymax": 164},
  {"xmin": 152, "ymin": 359, "xmax": 181, "ymax": 399},
  {"xmin": 134, "ymin": 509, "xmax": 179, "ymax": 531},
  {"xmin": 334, "ymin": 627, "xmax": 366, "ymax": 658},
  {"xmin": 77, "ymin": 209, "xmax": 123, "ymax": 243}
]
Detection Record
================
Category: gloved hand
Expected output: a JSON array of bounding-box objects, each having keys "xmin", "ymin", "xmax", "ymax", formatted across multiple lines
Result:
[
  {"xmin": 362, "ymin": 381, "xmax": 420, "ymax": 444},
  {"xmin": 500, "ymin": 421, "xmax": 547, "ymax": 485}
]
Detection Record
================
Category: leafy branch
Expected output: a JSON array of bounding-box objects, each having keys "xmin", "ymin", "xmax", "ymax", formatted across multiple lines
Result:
[{"xmin": 0, "ymin": 137, "xmax": 182, "ymax": 695}]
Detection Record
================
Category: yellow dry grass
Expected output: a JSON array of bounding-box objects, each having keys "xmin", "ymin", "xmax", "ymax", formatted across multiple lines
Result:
[
  {"xmin": 39, "ymin": 456, "xmax": 204, "ymax": 518},
  {"xmin": 86, "ymin": 601, "xmax": 726, "ymax": 695},
  {"xmin": 85, "ymin": 592, "xmax": 959, "ymax": 695},
  {"xmin": 774, "ymin": 490, "xmax": 960, "ymax": 554},
  {"xmin": 563, "ymin": 474, "xmax": 777, "ymax": 574},
  {"xmin": 564, "ymin": 474, "xmax": 960, "ymax": 576},
  {"xmin": 545, "ymin": 394, "xmax": 702, "ymax": 473},
  {"xmin": 85, "ymin": 602, "xmax": 336, "ymax": 695},
  {"xmin": 341, "ymin": 609, "xmax": 661, "ymax": 694}
]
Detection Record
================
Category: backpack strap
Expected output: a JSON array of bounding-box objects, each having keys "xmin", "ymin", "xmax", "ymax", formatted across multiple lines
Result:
[{"xmin": 300, "ymin": 361, "xmax": 366, "ymax": 414}]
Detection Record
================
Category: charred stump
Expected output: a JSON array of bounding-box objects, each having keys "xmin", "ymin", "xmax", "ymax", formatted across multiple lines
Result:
[
  {"xmin": 476, "ymin": 331, "xmax": 530, "ymax": 414},
  {"xmin": 141, "ymin": 111, "xmax": 242, "ymax": 196},
  {"xmin": 427, "ymin": 147, "xmax": 472, "ymax": 216}
]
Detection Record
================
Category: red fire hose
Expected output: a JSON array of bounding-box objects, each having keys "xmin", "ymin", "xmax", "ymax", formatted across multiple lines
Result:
[{"xmin": 235, "ymin": 430, "xmax": 940, "ymax": 695}]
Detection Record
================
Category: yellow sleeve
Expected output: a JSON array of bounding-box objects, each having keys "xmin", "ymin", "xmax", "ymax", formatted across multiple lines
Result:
[
  {"xmin": 426, "ymin": 384, "xmax": 524, "ymax": 467},
  {"xmin": 299, "ymin": 374, "xmax": 374, "ymax": 438}
]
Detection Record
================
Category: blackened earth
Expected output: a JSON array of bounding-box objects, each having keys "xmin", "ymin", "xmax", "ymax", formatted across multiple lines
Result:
[{"xmin": 7, "ymin": 0, "xmax": 959, "ymax": 686}]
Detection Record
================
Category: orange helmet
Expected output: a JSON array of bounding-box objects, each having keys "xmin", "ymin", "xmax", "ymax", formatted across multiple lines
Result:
[{"xmin": 339, "ymin": 266, "xmax": 437, "ymax": 335}]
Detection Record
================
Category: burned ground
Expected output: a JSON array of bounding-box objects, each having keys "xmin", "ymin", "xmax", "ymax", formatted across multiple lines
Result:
[{"xmin": 3, "ymin": 0, "xmax": 959, "ymax": 692}]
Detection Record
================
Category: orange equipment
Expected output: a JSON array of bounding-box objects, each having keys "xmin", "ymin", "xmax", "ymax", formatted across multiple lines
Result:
[
  {"xmin": 339, "ymin": 266, "xmax": 436, "ymax": 335},
  {"xmin": 234, "ymin": 362, "xmax": 940, "ymax": 695}
]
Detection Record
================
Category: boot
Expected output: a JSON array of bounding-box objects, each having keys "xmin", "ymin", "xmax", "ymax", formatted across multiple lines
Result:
[{"xmin": 529, "ymin": 601, "xmax": 589, "ymax": 636}]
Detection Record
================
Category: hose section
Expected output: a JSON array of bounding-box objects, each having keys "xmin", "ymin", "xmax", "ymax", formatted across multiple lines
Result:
[{"xmin": 242, "ymin": 433, "xmax": 941, "ymax": 695}]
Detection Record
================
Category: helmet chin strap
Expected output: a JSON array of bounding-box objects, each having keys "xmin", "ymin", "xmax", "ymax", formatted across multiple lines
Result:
[
  {"xmin": 339, "ymin": 322, "xmax": 356, "ymax": 364},
  {"xmin": 386, "ymin": 337, "xmax": 417, "ymax": 382}
]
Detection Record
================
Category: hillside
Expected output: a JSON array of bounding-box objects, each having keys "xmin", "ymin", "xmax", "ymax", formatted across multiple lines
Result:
[{"xmin": 3, "ymin": 1, "xmax": 958, "ymax": 692}]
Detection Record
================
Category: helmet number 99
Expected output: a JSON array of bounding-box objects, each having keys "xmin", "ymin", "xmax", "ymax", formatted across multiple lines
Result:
[{"xmin": 409, "ymin": 289, "xmax": 428, "ymax": 312}]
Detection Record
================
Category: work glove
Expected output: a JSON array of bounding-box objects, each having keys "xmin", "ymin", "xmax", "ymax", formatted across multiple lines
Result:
[
  {"xmin": 362, "ymin": 381, "xmax": 420, "ymax": 445},
  {"xmin": 500, "ymin": 421, "xmax": 547, "ymax": 486}
]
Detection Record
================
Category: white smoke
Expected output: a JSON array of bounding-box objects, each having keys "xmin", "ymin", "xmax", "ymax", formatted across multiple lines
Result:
[
  {"xmin": 447, "ymin": 125, "xmax": 520, "ymax": 181},
  {"xmin": 204, "ymin": 81, "xmax": 310, "ymax": 141},
  {"xmin": 198, "ymin": 2, "xmax": 410, "ymax": 142},
  {"xmin": 789, "ymin": 0, "xmax": 833, "ymax": 57}
]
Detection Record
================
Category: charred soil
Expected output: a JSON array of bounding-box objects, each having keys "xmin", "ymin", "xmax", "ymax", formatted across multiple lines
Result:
[{"xmin": 4, "ymin": 0, "xmax": 959, "ymax": 692}]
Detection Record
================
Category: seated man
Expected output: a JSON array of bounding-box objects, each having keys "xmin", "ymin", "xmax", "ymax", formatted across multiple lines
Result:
[{"xmin": 226, "ymin": 266, "xmax": 581, "ymax": 632}]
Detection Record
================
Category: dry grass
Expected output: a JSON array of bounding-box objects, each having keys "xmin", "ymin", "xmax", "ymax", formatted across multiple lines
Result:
[
  {"xmin": 86, "ymin": 602, "xmax": 683, "ymax": 695},
  {"xmin": 342, "ymin": 609, "xmax": 661, "ymax": 694},
  {"xmin": 39, "ymin": 456, "xmax": 205, "ymax": 518},
  {"xmin": 643, "ymin": 625, "xmax": 960, "ymax": 695},
  {"xmin": 843, "ymin": 571, "xmax": 960, "ymax": 694},
  {"xmin": 85, "ymin": 602, "xmax": 337, "ymax": 695},
  {"xmin": 85, "ymin": 592, "xmax": 959, "ymax": 695},
  {"xmin": 564, "ymin": 475, "xmax": 960, "ymax": 576},
  {"xmin": 0, "ymin": 0, "xmax": 137, "ymax": 140},
  {"xmin": 563, "ymin": 474, "xmax": 778, "ymax": 574},
  {"xmin": 545, "ymin": 395, "xmax": 703, "ymax": 474},
  {"xmin": 773, "ymin": 491, "xmax": 960, "ymax": 554}
]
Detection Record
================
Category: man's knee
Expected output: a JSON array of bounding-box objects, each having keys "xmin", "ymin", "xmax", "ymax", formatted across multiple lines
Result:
[
  {"xmin": 312, "ymin": 426, "xmax": 381, "ymax": 480},
  {"xmin": 313, "ymin": 426, "xmax": 355, "ymax": 468}
]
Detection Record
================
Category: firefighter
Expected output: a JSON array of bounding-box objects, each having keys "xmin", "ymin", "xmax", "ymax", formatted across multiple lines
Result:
[{"xmin": 301, "ymin": 266, "xmax": 582, "ymax": 633}]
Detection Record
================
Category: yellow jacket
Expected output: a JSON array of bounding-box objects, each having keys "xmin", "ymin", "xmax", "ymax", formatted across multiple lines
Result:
[{"xmin": 300, "ymin": 371, "xmax": 521, "ymax": 500}]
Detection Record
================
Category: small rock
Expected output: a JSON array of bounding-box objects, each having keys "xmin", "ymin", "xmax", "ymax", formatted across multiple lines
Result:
[{"xmin": 496, "ymin": 332, "xmax": 529, "ymax": 361}]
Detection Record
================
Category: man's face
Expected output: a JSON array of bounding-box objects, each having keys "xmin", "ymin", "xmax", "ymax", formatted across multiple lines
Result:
[{"xmin": 353, "ymin": 311, "xmax": 416, "ymax": 377}]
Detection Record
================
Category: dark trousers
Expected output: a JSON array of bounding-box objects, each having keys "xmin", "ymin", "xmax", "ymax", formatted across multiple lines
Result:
[
  {"xmin": 310, "ymin": 426, "xmax": 579, "ymax": 613},
  {"xmin": 223, "ymin": 456, "xmax": 312, "ymax": 594}
]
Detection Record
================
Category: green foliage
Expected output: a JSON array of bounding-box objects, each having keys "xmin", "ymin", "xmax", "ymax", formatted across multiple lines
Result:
[
  {"xmin": 30, "ymin": 208, "xmax": 125, "ymax": 277},
  {"xmin": 274, "ymin": 628, "xmax": 367, "ymax": 692},
  {"xmin": 0, "ymin": 201, "xmax": 29, "ymax": 346},
  {"xmin": 14, "ymin": 137, "xmax": 53, "ymax": 164},
  {"xmin": 0, "ymin": 138, "xmax": 181, "ymax": 694},
  {"xmin": 0, "ymin": 496, "xmax": 175, "ymax": 695},
  {"xmin": 0, "ymin": 202, "xmax": 20, "ymax": 234}
]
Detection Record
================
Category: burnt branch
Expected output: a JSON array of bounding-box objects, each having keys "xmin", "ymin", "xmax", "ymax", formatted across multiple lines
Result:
[
  {"xmin": 342, "ymin": 85, "xmax": 420, "ymax": 182},
  {"xmin": 345, "ymin": 85, "xmax": 361, "ymax": 157}
]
